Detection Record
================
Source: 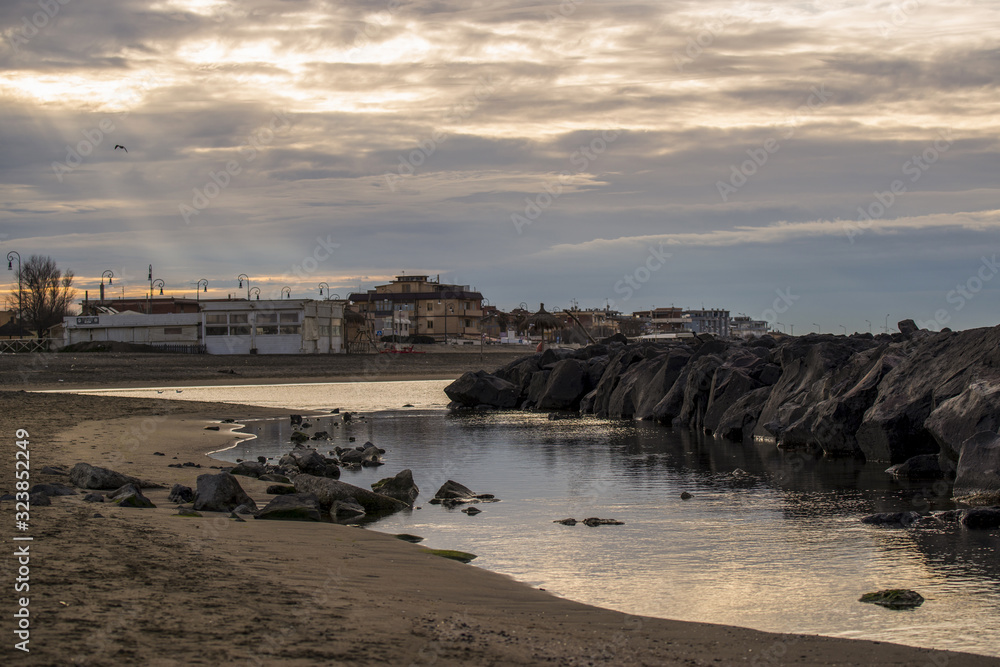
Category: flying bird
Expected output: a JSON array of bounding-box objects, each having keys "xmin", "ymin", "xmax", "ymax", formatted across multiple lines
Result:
[{"xmin": 114, "ymin": 144, "xmax": 127, "ymax": 152}]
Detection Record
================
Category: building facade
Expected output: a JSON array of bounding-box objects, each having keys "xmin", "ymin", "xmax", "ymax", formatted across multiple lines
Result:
[
  {"xmin": 349, "ymin": 275, "xmax": 483, "ymax": 342},
  {"xmin": 684, "ymin": 309, "xmax": 731, "ymax": 337},
  {"xmin": 730, "ymin": 315, "xmax": 770, "ymax": 339}
]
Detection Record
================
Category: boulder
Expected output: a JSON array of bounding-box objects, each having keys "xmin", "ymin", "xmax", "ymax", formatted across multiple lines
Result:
[
  {"xmin": 859, "ymin": 589, "xmax": 924, "ymax": 609},
  {"xmin": 536, "ymin": 359, "xmax": 590, "ymax": 411},
  {"xmin": 230, "ymin": 461, "xmax": 265, "ymax": 478},
  {"xmin": 860, "ymin": 511, "xmax": 922, "ymax": 527},
  {"xmin": 703, "ymin": 368, "xmax": 763, "ymax": 436},
  {"xmin": 714, "ymin": 386, "xmax": 772, "ymax": 442},
  {"xmin": 523, "ymin": 370, "xmax": 551, "ymax": 407},
  {"xmin": 259, "ymin": 473, "xmax": 291, "ymax": 483},
  {"xmin": 292, "ymin": 474, "xmax": 407, "ymax": 515},
  {"xmin": 582, "ymin": 517, "xmax": 624, "ymax": 526},
  {"xmin": 192, "ymin": 473, "xmax": 256, "ymax": 513},
  {"xmin": 330, "ymin": 498, "xmax": 366, "ymax": 520},
  {"xmin": 554, "ymin": 518, "xmax": 577, "ymax": 525},
  {"xmin": 885, "ymin": 454, "xmax": 944, "ymax": 480},
  {"xmin": 108, "ymin": 484, "xmax": 155, "ymax": 509},
  {"xmin": 282, "ymin": 448, "xmax": 339, "ymax": 478},
  {"xmin": 445, "ymin": 370, "xmax": 519, "ymax": 409},
  {"xmin": 925, "ymin": 378, "xmax": 1000, "ymax": 473},
  {"xmin": 29, "ymin": 483, "xmax": 77, "ymax": 497},
  {"xmin": 69, "ymin": 463, "xmax": 143, "ymax": 490},
  {"xmin": 254, "ymin": 493, "xmax": 323, "ymax": 521},
  {"xmin": 83, "ymin": 493, "xmax": 105, "ymax": 503},
  {"xmin": 168, "ymin": 484, "xmax": 195, "ymax": 503},
  {"xmin": 953, "ymin": 431, "xmax": 1000, "ymax": 502},
  {"xmin": 339, "ymin": 443, "xmax": 382, "ymax": 468},
  {"xmin": 960, "ymin": 507, "xmax": 1000, "ymax": 529},
  {"xmin": 897, "ymin": 319, "xmax": 919, "ymax": 336},
  {"xmin": 266, "ymin": 485, "xmax": 297, "ymax": 495},
  {"xmin": 371, "ymin": 469, "xmax": 419, "ymax": 505}
]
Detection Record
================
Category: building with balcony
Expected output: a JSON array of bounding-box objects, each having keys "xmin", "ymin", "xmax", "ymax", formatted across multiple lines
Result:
[
  {"xmin": 730, "ymin": 315, "xmax": 770, "ymax": 339},
  {"xmin": 348, "ymin": 274, "xmax": 483, "ymax": 342},
  {"xmin": 685, "ymin": 309, "xmax": 731, "ymax": 337}
]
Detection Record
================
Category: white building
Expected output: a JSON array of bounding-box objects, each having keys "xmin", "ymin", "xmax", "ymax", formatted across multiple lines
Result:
[{"xmin": 61, "ymin": 299, "xmax": 345, "ymax": 354}]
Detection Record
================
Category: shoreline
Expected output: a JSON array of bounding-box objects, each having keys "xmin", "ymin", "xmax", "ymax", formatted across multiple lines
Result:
[{"xmin": 3, "ymin": 391, "xmax": 999, "ymax": 665}]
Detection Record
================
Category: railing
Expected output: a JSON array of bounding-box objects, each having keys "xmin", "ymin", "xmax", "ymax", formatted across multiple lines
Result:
[
  {"xmin": 151, "ymin": 343, "xmax": 207, "ymax": 354},
  {"xmin": 0, "ymin": 339, "xmax": 57, "ymax": 354}
]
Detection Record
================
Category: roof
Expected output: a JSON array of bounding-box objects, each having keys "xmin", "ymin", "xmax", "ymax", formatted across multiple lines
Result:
[{"xmin": 349, "ymin": 291, "xmax": 484, "ymax": 303}]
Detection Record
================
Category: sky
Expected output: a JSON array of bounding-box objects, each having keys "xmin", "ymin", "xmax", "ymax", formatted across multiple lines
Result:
[{"xmin": 1, "ymin": 0, "xmax": 999, "ymax": 334}]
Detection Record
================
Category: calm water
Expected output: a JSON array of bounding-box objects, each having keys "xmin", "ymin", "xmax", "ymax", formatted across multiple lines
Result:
[{"xmin": 70, "ymin": 381, "xmax": 1000, "ymax": 657}]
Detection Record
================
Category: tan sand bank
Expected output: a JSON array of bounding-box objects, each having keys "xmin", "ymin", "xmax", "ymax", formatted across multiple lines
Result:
[{"xmin": 2, "ymin": 392, "xmax": 997, "ymax": 666}]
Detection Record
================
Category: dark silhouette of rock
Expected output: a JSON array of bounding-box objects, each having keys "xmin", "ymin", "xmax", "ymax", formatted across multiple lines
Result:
[
  {"xmin": 30, "ymin": 483, "xmax": 77, "ymax": 497},
  {"xmin": 168, "ymin": 484, "xmax": 194, "ymax": 503},
  {"xmin": 108, "ymin": 484, "xmax": 155, "ymax": 508},
  {"xmin": 582, "ymin": 517, "xmax": 624, "ymax": 526},
  {"xmin": 281, "ymin": 447, "xmax": 339, "ymax": 478},
  {"xmin": 960, "ymin": 507, "xmax": 1000, "ymax": 529},
  {"xmin": 192, "ymin": 473, "xmax": 256, "ymax": 513},
  {"xmin": 861, "ymin": 511, "xmax": 923, "ymax": 527},
  {"xmin": 230, "ymin": 461, "xmax": 265, "ymax": 478},
  {"xmin": 536, "ymin": 359, "xmax": 591, "ymax": 410},
  {"xmin": 259, "ymin": 473, "xmax": 291, "ymax": 483},
  {"xmin": 292, "ymin": 474, "xmax": 407, "ymax": 515},
  {"xmin": 69, "ymin": 463, "xmax": 142, "ymax": 490},
  {"xmin": 859, "ymin": 589, "xmax": 924, "ymax": 609},
  {"xmin": 953, "ymin": 432, "xmax": 1000, "ymax": 501},
  {"xmin": 330, "ymin": 498, "xmax": 366, "ymax": 519},
  {"xmin": 926, "ymin": 378, "xmax": 1000, "ymax": 474},
  {"xmin": 83, "ymin": 493, "xmax": 104, "ymax": 503},
  {"xmin": 266, "ymin": 485, "xmax": 297, "ymax": 495},
  {"xmin": 445, "ymin": 370, "xmax": 519, "ymax": 408},
  {"xmin": 554, "ymin": 518, "xmax": 577, "ymax": 525},
  {"xmin": 714, "ymin": 386, "xmax": 772, "ymax": 442},
  {"xmin": 897, "ymin": 319, "xmax": 919, "ymax": 336},
  {"xmin": 885, "ymin": 454, "xmax": 944, "ymax": 480},
  {"xmin": 371, "ymin": 469, "xmax": 419, "ymax": 505},
  {"xmin": 254, "ymin": 493, "xmax": 323, "ymax": 521}
]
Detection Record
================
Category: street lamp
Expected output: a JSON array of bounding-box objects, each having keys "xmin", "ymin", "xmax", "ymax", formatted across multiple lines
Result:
[
  {"xmin": 884, "ymin": 314, "xmax": 890, "ymax": 334},
  {"xmin": 100, "ymin": 270, "xmax": 114, "ymax": 302},
  {"xmin": 812, "ymin": 322, "xmax": 820, "ymax": 333},
  {"xmin": 281, "ymin": 286, "xmax": 291, "ymax": 299},
  {"xmin": 840, "ymin": 324, "xmax": 847, "ymax": 335},
  {"xmin": 7, "ymin": 251, "xmax": 22, "ymax": 337},
  {"xmin": 776, "ymin": 321, "xmax": 783, "ymax": 333},
  {"xmin": 152, "ymin": 279, "xmax": 165, "ymax": 296},
  {"xmin": 196, "ymin": 279, "xmax": 208, "ymax": 301},
  {"xmin": 237, "ymin": 274, "xmax": 250, "ymax": 300},
  {"xmin": 249, "ymin": 287, "xmax": 261, "ymax": 300},
  {"xmin": 865, "ymin": 319, "xmax": 872, "ymax": 334},
  {"xmin": 318, "ymin": 282, "xmax": 329, "ymax": 299}
]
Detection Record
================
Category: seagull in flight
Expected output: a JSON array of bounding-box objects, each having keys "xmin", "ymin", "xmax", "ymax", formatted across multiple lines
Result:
[{"xmin": 114, "ymin": 144, "xmax": 127, "ymax": 153}]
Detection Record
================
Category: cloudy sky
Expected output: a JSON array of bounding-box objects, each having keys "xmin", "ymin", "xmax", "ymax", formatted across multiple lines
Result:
[{"xmin": 2, "ymin": 0, "xmax": 998, "ymax": 333}]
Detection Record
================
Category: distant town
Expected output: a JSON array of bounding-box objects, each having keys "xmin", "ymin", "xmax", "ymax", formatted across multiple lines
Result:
[{"xmin": 1, "ymin": 272, "xmax": 769, "ymax": 355}]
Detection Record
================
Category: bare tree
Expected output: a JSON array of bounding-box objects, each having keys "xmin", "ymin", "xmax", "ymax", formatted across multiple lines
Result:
[{"xmin": 10, "ymin": 255, "xmax": 76, "ymax": 338}]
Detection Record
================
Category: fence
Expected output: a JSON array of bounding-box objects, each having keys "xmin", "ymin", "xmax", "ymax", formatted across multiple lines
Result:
[{"xmin": 0, "ymin": 338, "xmax": 57, "ymax": 354}]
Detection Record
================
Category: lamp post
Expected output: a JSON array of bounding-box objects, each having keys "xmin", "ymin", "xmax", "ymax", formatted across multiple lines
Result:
[
  {"xmin": 7, "ymin": 251, "xmax": 22, "ymax": 337},
  {"xmin": 196, "ymin": 279, "xmax": 208, "ymax": 301},
  {"xmin": 865, "ymin": 319, "xmax": 872, "ymax": 334},
  {"xmin": 152, "ymin": 279, "xmax": 164, "ymax": 296},
  {"xmin": 812, "ymin": 322, "xmax": 820, "ymax": 333},
  {"xmin": 100, "ymin": 270, "xmax": 114, "ymax": 302},
  {"xmin": 237, "ymin": 274, "xmax": 250, "ymax": 300},
  {"xmin": 249, "ymin": 287, "xmax": 261, "ymax": 300},
  {"xmin": 318, "ymin": 282, "xmax": 329, "ymax": 299},
  {"xmin": 840, "ymin": 324, "xmax": 847, "ymax": 335},
  {"xmin": 790, "ymin": 324, "xmax": 794, "ymax": 336},
  {"xmin": 776, "ymin": 322, "xmax": 783, "ymax": 334},
  {"xmin": 146, "ymin": 264, "xmax": 155, "ymax": 314},
  {"xmin": 281, "ymin": 286, "xmax": 291, "ymax": 299},
  {"xmin": 884, "ymin": 314, "xmax": 890, "ymax": 334}
]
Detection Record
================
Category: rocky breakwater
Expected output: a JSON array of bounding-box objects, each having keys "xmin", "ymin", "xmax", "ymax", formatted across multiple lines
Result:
[{"xmin": 444, "ymin": 322, "xmax": 1000, "ymax": 504}]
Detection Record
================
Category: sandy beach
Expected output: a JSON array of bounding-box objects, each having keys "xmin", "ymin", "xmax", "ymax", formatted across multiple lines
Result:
[{"xmin": 3, "ymin": 366, "xmax": 999, "ymax": 665}]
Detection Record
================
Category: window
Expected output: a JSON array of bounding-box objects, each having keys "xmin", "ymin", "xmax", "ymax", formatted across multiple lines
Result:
[
  {"xmin": 427, "ymin": 302, "xmax": 433, "ymax": 311},
  {"xmin": 280, "ymin": 312, "xmax": 298, "ymax": 323},
  {"xmin": 163, "ymin": 327, "xmax": 182, "ymax": 335},
  {"xmin": 256, "ymin": 326, "xmax": 278, "ymax": 335},
  {"xmin": 230, "ymin": 313, "xmax": 248, "ymax": 324},
  {"xmin": 230, "ymin": 326, "xmax": 251, "ymax": 335},
  {"xmin": 206, "ymin": 326, "xmax": 228, "ymax": 336},
  {"xmin": 257, "ymin": 313, "xmax": 278, "ymax": 324},
  {"xmin": 206, "ymin": 314, "xmax": 227, "ymax": 324},
  {"xmin": 331, "ymin": 325, "xmax": 341, "ymax": 336},
  {"xmin": 279, "ymin": 325, "xmax": 301, "ymax": 335},
  {"xmin": 427, "ymin": 320, "xmax": 433, "ymax": 329},
  {"xmin": 464, "ymin": 319, "xmax": 470, "ymax": 328}
]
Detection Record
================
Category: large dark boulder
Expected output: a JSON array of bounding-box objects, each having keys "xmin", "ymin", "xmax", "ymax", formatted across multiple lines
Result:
[
  {"xmin": 192, "ymin": 473, "xmax": 256, "ymax": 513},
  {"xmin": 292, "ymin": 474, "xmax": 407, "ymax": 515},
  {"xmin": 280, "ymin": 447, "xmax": 337, "ymax": 477},
  {"xmin": 108, "ymin": 484, "xmax": 155, "ymax": 508},
  {"xmin": 29, "ymin": 483, "xmax": 77, "ymax": 497},
  {"xmin": 857, "ymin": 327, "xmax": 1000, "ymax": 463},
  {"xmin": 371, "ymin": 469, "xmax": 419, "ymax": 505},
  {"xmin": 254, "ymin": 493, "xmax": 323, "ymax": 521},
  {"xmin": 961, "ymin": 507, "xmax": 1000, "ymax": 529},
  {"xmin": 536, "ymin": 359, "xmax": 590, "ymax": 410},
  {"xmin": 339, "ymin": 443, "xmax": 382, "ymax": 468},
  {"xmin": 445, "ymin": 370, "xmax": 519, "ymax": 409},
  {"xmin": 714, "ymin": 386, "xmax": 772, "ymax": 442},
  {"xmin": 168, "ymin": 484, "xmax": 194, "ymax": 503},
  {"xmin": 429, "ymin": 479, "xmax": 497, "ymax": 506},
  {"xmin": 524, "ymin": 370, "xmax": 551, "ymax": 407},
  {"xmin": 676, "ymin": 354, "xmax": 726, "ymax": 430},
  {"xmin": 885, "ymin": 454, "xmax": 944, "ymax": 480},
  {"xmin": 953, "ymin": 432, "xmax": 1000, "ymax": 502},
  {"xmin": 69, "ymin": 463, "xmax": 142, "ymax": 490},
  {"xmin": 703, "ymin": 368, "xmax": 763, "ymax": 436},
  {"xmin": 925, "ymin": 378, "xmax": 1000, "ymax": 474},
  {"xmin": 230, "ymin": 461, "xmax": 265, "ymax": 478}
]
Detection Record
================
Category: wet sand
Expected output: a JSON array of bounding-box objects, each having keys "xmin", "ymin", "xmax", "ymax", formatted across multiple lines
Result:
[{"xmin": 3, "ymin": 390, "xmax": 998, "ymax": 666}]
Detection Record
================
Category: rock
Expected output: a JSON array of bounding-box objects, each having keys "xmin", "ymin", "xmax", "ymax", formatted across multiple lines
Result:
[
  {"xmin": 462, "ymin": 506, "xmax": 482, "ymax": 515},
  {"xmin": 680, "ymin": 492, "xmax": 692, "ymax": 500},
  {"xmin": 230, "ymin": 461, "xmax": 265, "ymax": 478},
  {"xmin": 960, "ymin": 507, "xmax": 1000, "ymax": 529},
  {"xmin": 394, "ymin": 533, "xmax": 424, "ymax": 543},
  {"xmin": 282, "ymin": 448, "xmax": 339, "ymax": 478},
  {"xmin": 83, "ymin": 493, "xmax": 104, "ymax": 503},
  {"xmin": 926, "ymin": 380, "xmax": 1000, "ymax": 474},
  {"xmin": 192, "ymin": 473, "xmax": 256, "ymax": 513},
  {"xmin": 266, "ymin": 485, "xmax": 297, "ymax": 495},
  {"xmin": 108, "ymin": 484, "xmax": 155, "ymax": 508},
  {"xmin": 254, "ymin": 493, "xmax": 323, "ymax": 521},
  {"xmin": 859, "ymin": 589, "xmax": 924, "ymax": 609},
  {"xmin": 554, "ymin": 518, "xmax": 577, "ymax": 525},
  {"xmin": 897, "ymin": 319, "xmax": 919, "ymax": 336},
  {"xmin": 175, "ymin": 508, "xmax": 202, "ymax": 517},
  {"xmin": 290, "ymin": 431, "xmax": 310, "ymax": 444},
  {"xmin": 29, "ymin": 483, "xmax": 77, "ymax": 497},
  {"xmin": 204, "ymin": 426, "xmax": 220, "ymax": 431},
  {"xmin": 714, "ymin": 386, "xmax": 772, "ymax": 442},
  {"xmin": 428, "ymin": 480, "xmax": 497, "ymax": 506},
  {"xmin": 860, "ymin": 511, "xmax": 923, "ymax": 527},
  {"xmin": 582, "ymin": 517, "xmax": 624, "ymax": 526},
  {"xmin": 330, "ymin": 498, "xmax": 366, "ymax": 519},
  {"xmin": 292, "ymin": 474, "xmax": 408, "ymax": 515},
  {"xmin": 703, "ymin": 368, "xmax": 763, "ymax": 436},
  {"xmin": 29, "ymin": 492, "xmax": 51, "ymax": 506},
  {"xmin": 340, "ymin": 444, "xmax": 382, "ymax": 468},
  {"xmin": 69, "ymin": 463, "xmax": 143, "ymax": 490},
  {"xmin": 40, "ymin": 465, "xmax": 68, "ymax": 475},
  {"xmin": 233, "ymin": 503, "xmax": 257, "ymax": 514},
  {"xmin": 168, "ymin": 484, "xmax": 195, "ymax": 503},
  {"xmin": 885, "ymin": 454, "xmax": 944, "ymax": 480},
  {"xmin": 290, "ymin": 414, "xmax": 303, "ymax": 425},
  {"xmin": 229, "ymin": 512, "xmax": 246, "ymax": 522},
  {"xmin": 535, "ymin": 359, "xmax": 591, "ymax": 411},
  {"xmin": 444, "ymin": 370, "xmax": 519, "ymax": 409},
  {"xmin": 953, "ymin": 432, "xmax": 1000, "ymax": 502},
  {"xmin": 153, "ymin": 452, "xmax": 165, "ymax": 456},
  {"xmin": 259, "ymin": 473, "xmax": 291, "ymax": 483},
  {"xmin": 371, "ymin": 469, "xmax": 419, "ymax": 505}
]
